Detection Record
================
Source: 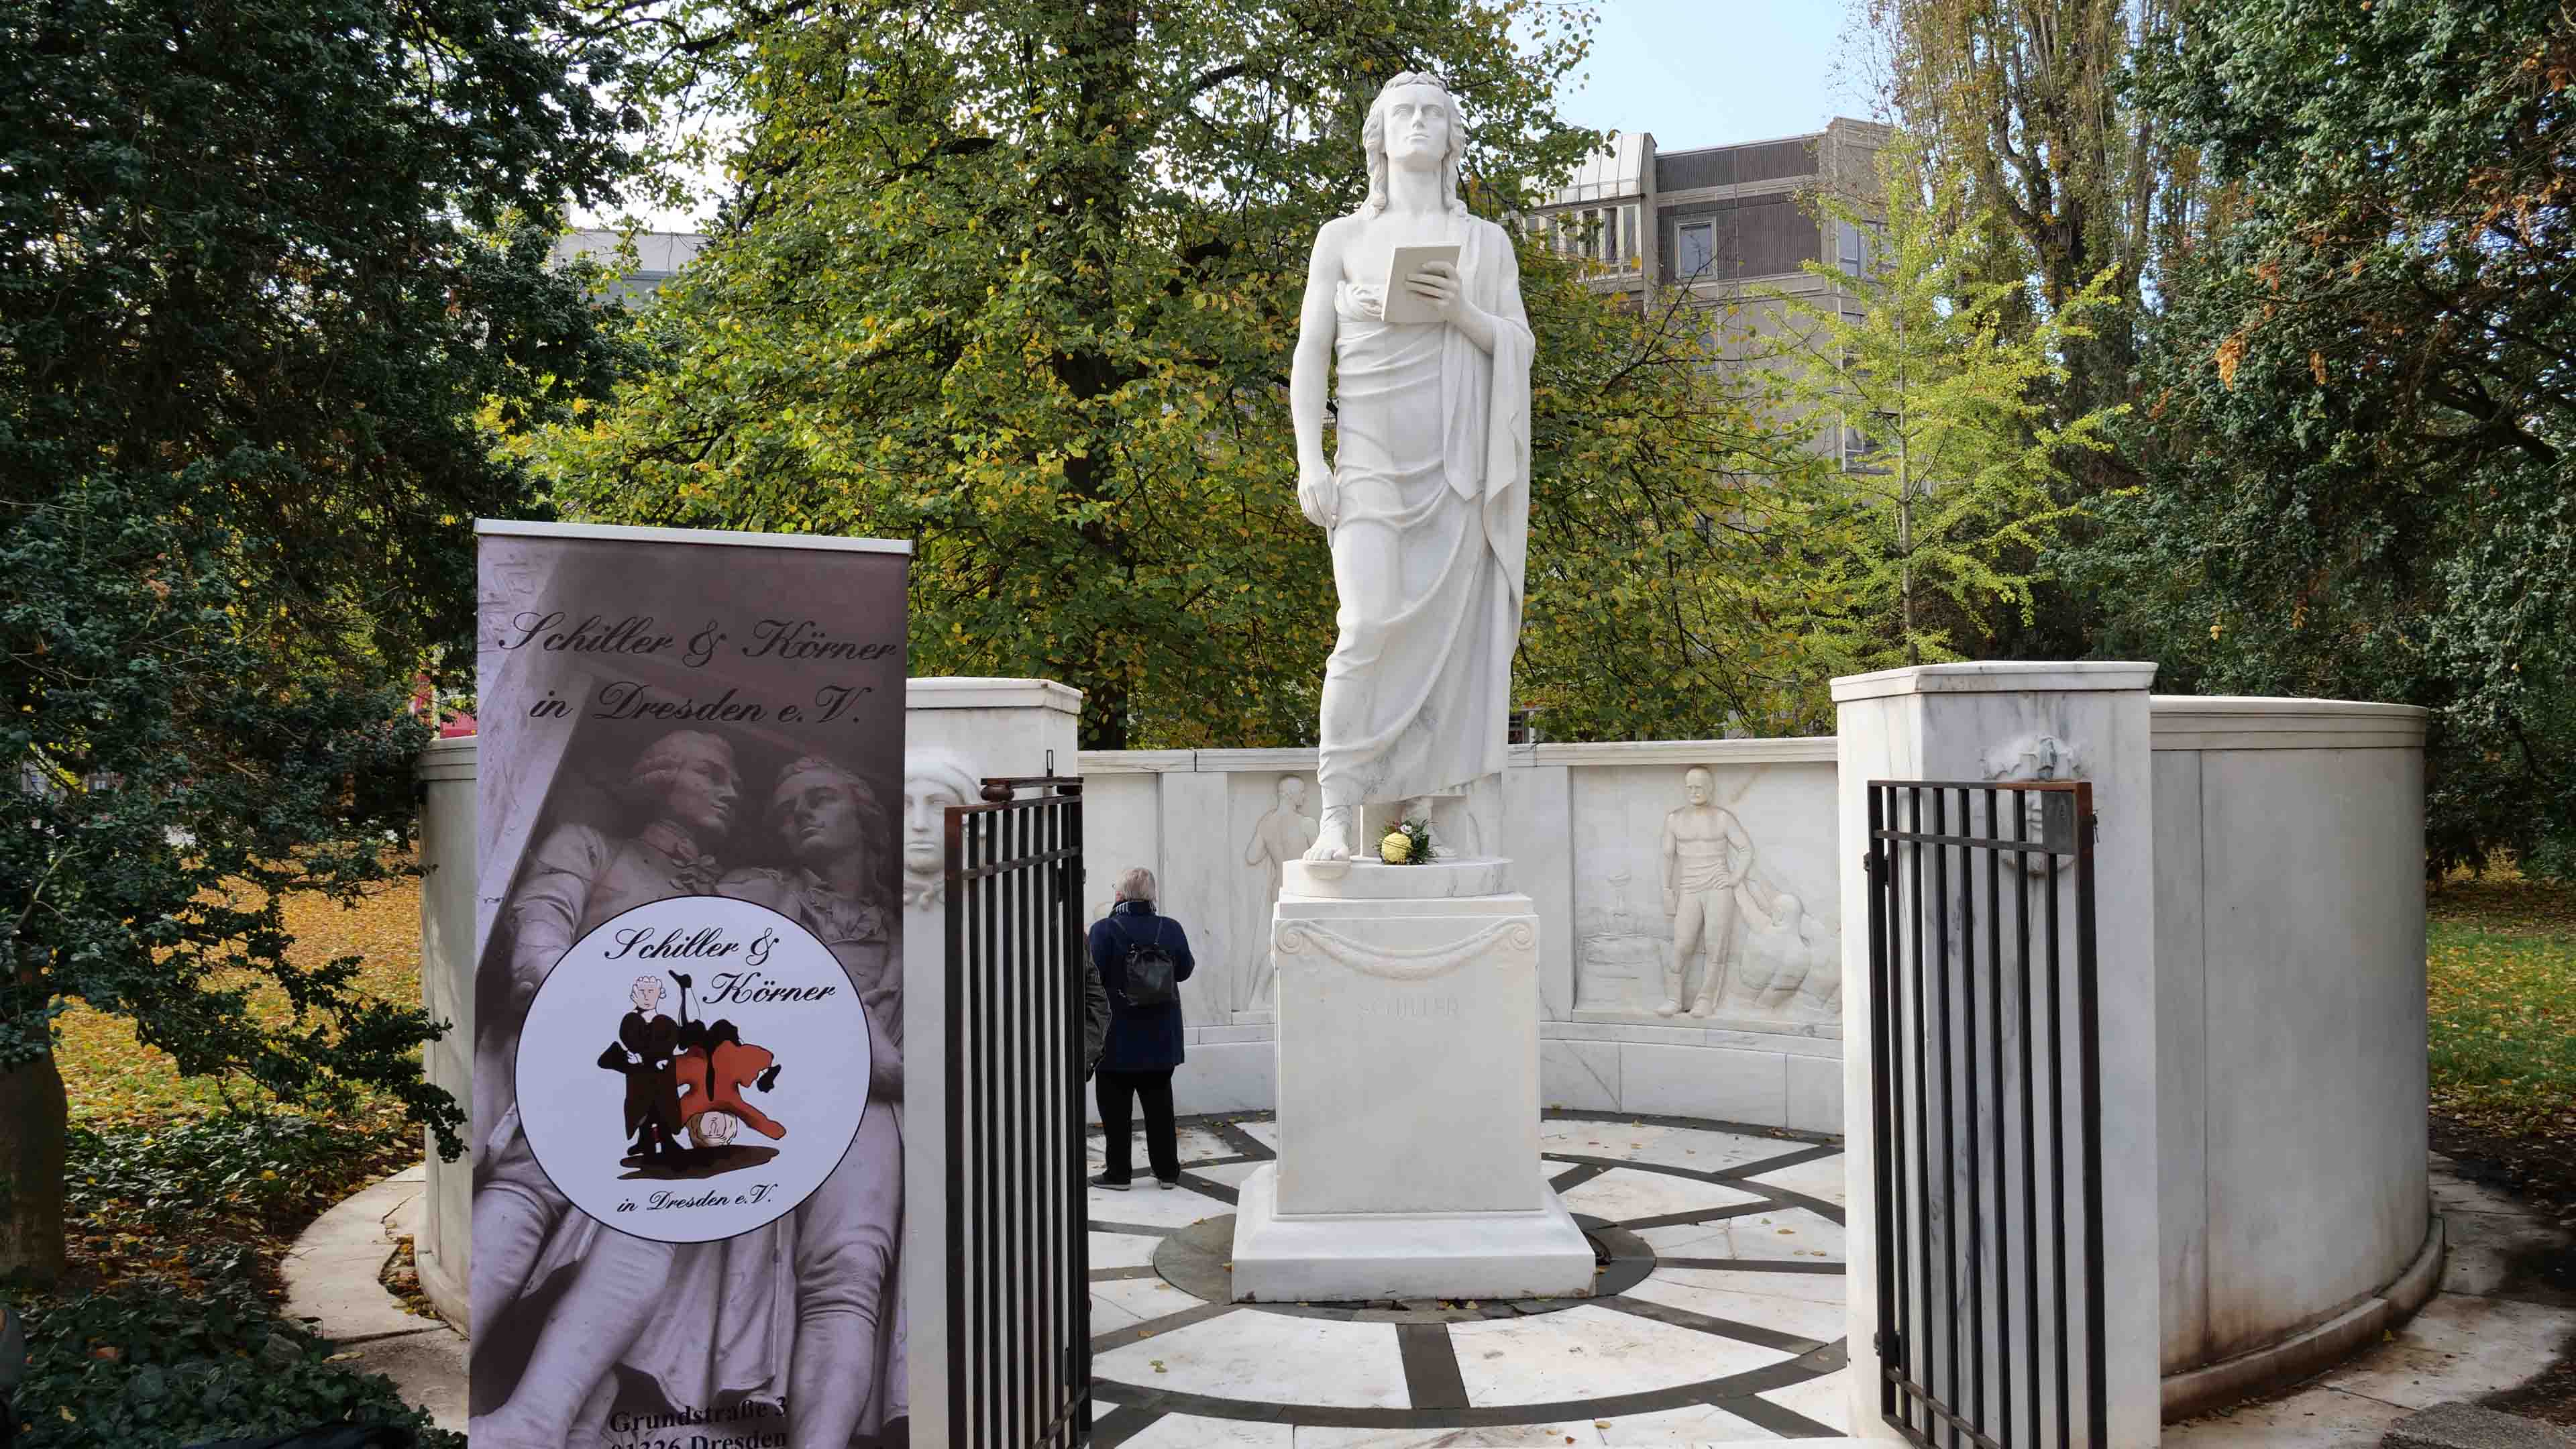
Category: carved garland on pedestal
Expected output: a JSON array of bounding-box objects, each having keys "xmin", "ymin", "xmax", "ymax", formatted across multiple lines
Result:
[{"xmin": 1272, "ymin": 919, "xmax": 1537, "ymax": 981}]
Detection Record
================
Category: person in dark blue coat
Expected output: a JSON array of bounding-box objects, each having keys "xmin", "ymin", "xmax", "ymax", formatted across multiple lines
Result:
[{"xmin": 1089, "ymin": 866, "xmax": 1195, "ymax": 1189}]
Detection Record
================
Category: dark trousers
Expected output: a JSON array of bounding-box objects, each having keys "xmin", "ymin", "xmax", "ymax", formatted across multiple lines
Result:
[{"xmin": 1095, "ymin": 1067, "xmax": 1178, "ymax": 1184}]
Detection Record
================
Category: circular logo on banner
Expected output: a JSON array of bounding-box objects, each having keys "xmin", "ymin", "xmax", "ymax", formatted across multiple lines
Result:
[{"xmin": 515, "ymin": 894, "xmax": 872, "ymax": 1244}]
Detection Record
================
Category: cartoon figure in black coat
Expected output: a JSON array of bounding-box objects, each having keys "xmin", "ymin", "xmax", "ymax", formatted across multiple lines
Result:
[{"xmin": 598, "ymin": 975, "xmax": 684, "ymax": 1164}]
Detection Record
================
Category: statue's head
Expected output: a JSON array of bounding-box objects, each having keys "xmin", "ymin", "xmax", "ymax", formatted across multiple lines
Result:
[
  {"xmin": 1683, "ymin": 766, "xmax": 1713, "ymax": 806},
  {"xmin": 770, "ymin": 755, "xmax": 889, "ymax": 873},
  {"xmin": 1277, "ymin": 774, "xmax": 1307, "ymax": 806},
  {"xmin": 902, "ymin": 749, "xmax": 981, "ymax": 890},
  {"xmin": 631, "ymin": 975, "xmax": 663, "ymax": 1014},
  {"xmin": 1362, "ymin": 71, "xmax": 1464, "ymax": 216},
  {"xmin": 629, "ymin": 729, "xmax": 739, "ymax": 841}
]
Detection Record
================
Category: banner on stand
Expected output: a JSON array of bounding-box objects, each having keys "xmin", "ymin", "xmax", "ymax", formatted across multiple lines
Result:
[{"xmin": 470, "ymin": 521, "xmax": 912, "ymax": 1449}]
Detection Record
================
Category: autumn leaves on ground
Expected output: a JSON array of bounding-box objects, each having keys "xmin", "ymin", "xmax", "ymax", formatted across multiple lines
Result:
[
  {"xmin": 2428, "ymin": 870, "xmax": 2576, "ymax": 1207},
  {"xmin": 19, "ymin": 869, "xmax": 453, "ymax": 1448}
]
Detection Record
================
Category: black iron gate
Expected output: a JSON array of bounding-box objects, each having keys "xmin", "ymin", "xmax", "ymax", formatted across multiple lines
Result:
[
  {"xmin": 1865, "ymin": 780, "xmax": 2106, "ymax": 1449},
  {"xmin": 945, "ymin": 775, "xmax": 1089, "ymax": 1449}
]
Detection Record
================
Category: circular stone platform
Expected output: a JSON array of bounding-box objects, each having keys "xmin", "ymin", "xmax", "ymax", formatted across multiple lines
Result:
[{"xmin": 1084, "ymin": 1109, "xmax": 1851, "ymax": 1446}]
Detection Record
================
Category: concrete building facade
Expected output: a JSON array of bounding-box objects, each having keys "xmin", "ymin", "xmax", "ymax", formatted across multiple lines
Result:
[{"xmin": 1533, "ymin": 118, "xmax": 1893, "ymax": 466}]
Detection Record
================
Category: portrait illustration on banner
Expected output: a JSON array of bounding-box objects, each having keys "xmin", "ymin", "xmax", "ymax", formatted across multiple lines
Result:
[{"xmin": 470, "ymin": 524, "xmax": 912, "ymax": 1449}]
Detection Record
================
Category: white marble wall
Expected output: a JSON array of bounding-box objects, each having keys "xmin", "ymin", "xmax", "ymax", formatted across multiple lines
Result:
[
  {"xmin": 2150, "ymin": 698, "xmax": 2432, "ymax": 1381},
  {"xmin": 1078, "ymin": 738, "xmax": 1845, "ymax": 1132},
  {"xmin": 411, "ymin": 737, "xmax": 478, "ymax": 1330}
]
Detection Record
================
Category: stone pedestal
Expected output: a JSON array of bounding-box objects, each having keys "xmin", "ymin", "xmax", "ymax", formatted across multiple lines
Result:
[{"xmin": 1228, "ymin": 858, "xmax": 1595, "ymax": 1303}]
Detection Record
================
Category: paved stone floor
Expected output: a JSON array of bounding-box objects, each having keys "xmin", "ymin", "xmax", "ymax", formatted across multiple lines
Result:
[
  {"xmin": 1083, "ymin": 1110, "xmax": 1854, "ymax": 1447},
  {"xmin": 297, "ymin": 1125, "xmax": 2571, "ymax": 1446}
]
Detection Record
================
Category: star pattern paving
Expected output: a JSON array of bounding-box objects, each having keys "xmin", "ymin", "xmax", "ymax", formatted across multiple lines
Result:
[{"xmin": 1081, "ymin": 1110, "xmax": 1853, "ymax": 1447}]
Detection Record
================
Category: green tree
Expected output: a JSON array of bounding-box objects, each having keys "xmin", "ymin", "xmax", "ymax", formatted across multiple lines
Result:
[
  {"xmin": 2082, "ymin": 0, "xmax": 2576, "ymax": 872},
  {"xmin": 0, "ymin": 0, "xmax": 636, "ymax": 1276},
  {"xmin": 531, "ymin": 0, "xmax": 1858, "ymax": 747},
  {"xmin": 1516, "ymin": 270, "xmax": 1862, "ymax": 741},
  {"xmin": 1847, "ymin": 0, "xmax": 2222, "ymax": 659},
  {"xmin": 1767, "ymin": 143, "xmax": 2121, "ymax": 666}
]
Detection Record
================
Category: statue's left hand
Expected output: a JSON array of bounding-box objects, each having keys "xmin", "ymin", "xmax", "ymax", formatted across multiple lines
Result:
[{"xmin": 1407, "ymin": 260, "xmax": 1470, "ymax": 324}]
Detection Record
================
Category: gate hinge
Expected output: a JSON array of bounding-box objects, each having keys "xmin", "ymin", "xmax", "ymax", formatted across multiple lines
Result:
[
  {"xmin": 1861, "ymin": 850, "xmax": 1882, "ymax": 881},
  {"xmin": 1875, "ymin": 1330, "xmax": 1902, "ymax": 1360}
]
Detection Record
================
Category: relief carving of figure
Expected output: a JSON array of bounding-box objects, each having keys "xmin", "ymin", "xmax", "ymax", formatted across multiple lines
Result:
[
  {"xmin": 1291, "ymin": 71, "xmax": 1534, "ymax": 863},
  {"xmin": 1240, "ymin": 775, "xmax": 1318, "ymax": 1012},
  {"xmin": 1734, "ymin": 890, "xmax": 1839, "ymax": 1018},
  {"xmin": 1659, "ymin": 766, "xmax": 1755, "ymax": 1018}
]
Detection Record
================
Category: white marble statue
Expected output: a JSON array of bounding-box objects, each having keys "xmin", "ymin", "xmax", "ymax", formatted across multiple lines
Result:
[
  {"xmin": 1660, "ymin": 767, "xmax": 1755, "ymax": 1018},
  {"xmin": 1292, "ymin": 71, "xmax": 1534, "ymax": 864}
]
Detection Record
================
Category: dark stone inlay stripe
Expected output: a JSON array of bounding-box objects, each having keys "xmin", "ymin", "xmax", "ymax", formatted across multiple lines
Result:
[
  {"xmin": 1090, "ymin": 1340, "xmax": 1847, "ymax": 1428},
  {"xmin": 1710, "ymin": 1389, "xmax": 1847, "ymax": 1439},
  {"xmin": 1091, "ymin": 1264, "xmax": 1163, "ymax": 1282},
  {"xmin": 1546, "ymin": 1159, "xmax": 1614, "ymax": 1194},
  {"xmin": 1091, "ymin": 1299, "xmax": 1237, "ymax": 1354},
  {"xmin": 1087, "ymin": 1403, "xmax": 1165, "ymax": 1448},
  {"xmin": 1616, "ymin": 1200, "xmax": 1788, "ymax": 1232},
  {"xmin": 1148, "ymin": 1215, "xmax": 1659, "ymax": 1323},
  {"xmin": 1542, "ymin": 1149, "xmax": 1813, "ymax": 1205},
  {"xmin": 1175, "ymin": 1169, "xmax": 1239, "ymax": 1205},
  {"xmin": 1541, "ymin": 1106, "xmax": 1839, "ymax": 1146},
  {"xmin": 1089, "ymin": 1219, "xmax": 1181, "ymax": 1238},
  {"xmin": 1657, "ymin": 1256, "xmax": 1844, "ymax": 1275},
  {"xmin": 1396, "ymin": 1322, "xmax": 1470, "ymax": 1409},
  {"xmin": 1712, "ymin": 1140, "xmax": 1845, "ymax": 1183},
  {"xmin": 1598, "ymin": 1293, "xmax": 1825, "ymax": 1354},
  {"xmin": 1207, "ymin": 1119, "xmax": 1277, "ymax": 1161},
  {"xmin": 1762, "ymin": 1187, "xmax": 1847, "ymax": 1226}
]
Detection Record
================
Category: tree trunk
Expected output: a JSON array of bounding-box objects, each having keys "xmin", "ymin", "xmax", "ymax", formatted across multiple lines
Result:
[{"xmin": 0, "ymin": 1053, "xmax": 68, "ymax": 1282}]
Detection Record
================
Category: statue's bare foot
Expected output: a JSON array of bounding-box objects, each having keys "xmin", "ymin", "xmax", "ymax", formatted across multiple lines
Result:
[
  {"xmin": 1688, "ymin": 996, "xmax": 1715, "ymax": 1018},
  {"xmin": 1654, "ymin": 998, "xmax": 1681, "ymax": 1018},
  {"xmin": 1303, "ymin": 807, "xmax": 1354, "ymax": 863}
]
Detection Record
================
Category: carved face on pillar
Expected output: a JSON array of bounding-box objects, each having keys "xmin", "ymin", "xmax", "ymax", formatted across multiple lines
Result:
[
  {"xmin": 1682, "ymin": 767, "xmax": 1713, "ymax": 807},
  {"xmin": 902, "ymin": 749, "xmax": 979, "ymax": 908},
  {"xmin": 1983, "ymin": 735, "xmax": 2081, "ymax": 872},
  {"xmin": 1277, "ymin": 775, "xmax": 1306, "ymax": 808}
]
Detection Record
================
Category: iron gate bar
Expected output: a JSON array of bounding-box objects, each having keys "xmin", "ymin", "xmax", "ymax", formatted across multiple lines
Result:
[
  {"xmin": 945, "ymin": 777, "xmax": 1091, "ymax": 1449},
  {"xmin": 1865, "ymin": 778, "xmax": 2106, "ymax": 1449}
]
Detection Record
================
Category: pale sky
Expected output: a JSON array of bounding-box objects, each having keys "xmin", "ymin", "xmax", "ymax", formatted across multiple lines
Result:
[
  {"xmin": 583, "ymin": 2, "xmax": 1875, "ymax": 233},
  {"xmin": 1547, "ymin": 1, "xmax": 1874, "ymax": 150}
]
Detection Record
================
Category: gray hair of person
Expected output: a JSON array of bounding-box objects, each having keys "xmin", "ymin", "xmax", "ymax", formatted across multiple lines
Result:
[
  {"xmin": 1361, "ymin": 71, "xmax": 1466, "ymax": 217},
  {"xmin": 627, "ymin": 729, "xmax": 736, "ymax": 804},
  {"xmin": 1114, "ymin": 866, "xmax": 1157, "ymax": 902}
]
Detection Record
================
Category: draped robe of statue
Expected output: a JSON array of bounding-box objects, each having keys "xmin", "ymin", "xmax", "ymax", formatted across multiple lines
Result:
[{"xmin": 1317, "ymin": 210, "xmax": 1533, "ymax": 815}]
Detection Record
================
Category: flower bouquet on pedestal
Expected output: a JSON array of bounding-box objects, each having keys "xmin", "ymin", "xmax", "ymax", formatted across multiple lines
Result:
[{"xmin": 1378, "ymin": 816, "xmax": 1433, "ymax": 865}]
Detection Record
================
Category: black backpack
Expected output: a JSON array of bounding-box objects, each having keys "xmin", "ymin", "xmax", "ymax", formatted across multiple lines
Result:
[{"xmin": 1110, "ymin": 915, "xmax": 1180, "ymax": 1009}]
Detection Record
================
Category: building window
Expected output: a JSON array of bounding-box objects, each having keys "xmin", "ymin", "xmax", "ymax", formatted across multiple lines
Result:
[
  {"xmin": 1838, "ymin": 219, "xmax": 1877, "ymax": 276},
  {"xmin": 1676, "ymin": 220, "xmax": 1715, "ymax": 279}
]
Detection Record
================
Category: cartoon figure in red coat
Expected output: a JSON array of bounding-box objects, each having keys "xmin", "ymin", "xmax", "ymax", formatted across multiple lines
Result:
[{"xmin": 675, "ymin": 1016, "xmax": 785, "ymax": 1150}]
